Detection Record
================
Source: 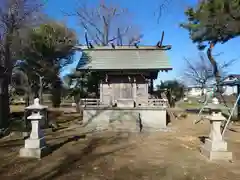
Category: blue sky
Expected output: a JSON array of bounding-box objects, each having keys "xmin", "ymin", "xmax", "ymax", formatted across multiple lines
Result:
[{"xmin": 44, "ymin": 0, "xmax": 240, "ymax": 85}]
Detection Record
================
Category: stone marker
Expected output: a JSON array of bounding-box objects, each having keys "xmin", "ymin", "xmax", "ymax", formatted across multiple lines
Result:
[
  {"xmin": 200, "ymin": 98, "xmax": 232, "ymax": 161},
  {"xmin": 20, "ymin": 99, "xmax": 48, "ymax": 159}
]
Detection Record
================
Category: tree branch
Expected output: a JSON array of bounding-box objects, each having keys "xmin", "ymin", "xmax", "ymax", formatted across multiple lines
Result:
[{"xmin": 67, "ymin": 1, "xmax": 141, "ymax": 46}]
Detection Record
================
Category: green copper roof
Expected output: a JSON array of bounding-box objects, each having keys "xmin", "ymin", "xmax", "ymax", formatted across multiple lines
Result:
[{"xmin": 76, "ymin": 47, "xmax": 172, "ymax": 70}]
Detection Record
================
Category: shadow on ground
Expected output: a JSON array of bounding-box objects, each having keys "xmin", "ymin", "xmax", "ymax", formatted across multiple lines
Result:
[
  {"xmin": 48, "ymin": 134, "xmax": 86, "ymax": 154},
  {"xmin": 27, "ymin": 133, "xmax": 134, "ymax": 180},
  {"xmin": 0, "ymin": 132, "xmax": 135, "ymax": 180}
]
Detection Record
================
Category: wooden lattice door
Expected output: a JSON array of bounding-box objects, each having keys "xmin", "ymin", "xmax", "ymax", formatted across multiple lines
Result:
[
  {"xmin": 121, "ymin": 83, "xmax": 133, "ymax": 99},
  {"xmin": 113, "ymin": 83, "xmax": 133, "ymax": 100}
]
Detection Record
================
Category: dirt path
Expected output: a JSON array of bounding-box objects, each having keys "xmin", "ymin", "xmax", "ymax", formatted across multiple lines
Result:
[{"xmin": 0, "ymin": 114, "xmax": 240, "ymax": 180}]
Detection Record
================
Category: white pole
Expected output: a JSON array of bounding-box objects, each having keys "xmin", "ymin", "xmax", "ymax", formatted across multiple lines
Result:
[
  {"xmin": 222, "ymin": 93, "xmax": 240, "ymax": 137},
  {"xmin": 195, "ymin": 87, "xmax": 214, "ymax": 124}
]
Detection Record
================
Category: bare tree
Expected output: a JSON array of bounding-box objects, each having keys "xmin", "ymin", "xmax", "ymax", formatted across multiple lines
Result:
[
  {"xmin": 155, "ymin": 0, "xmax": 189, "ymax": 23},
  {"xmin": 0, "ymin": 0, "xmax": 44, "ymax": 133},
  {"xmin": 184, "ymin": 55, "xmax": 213, "ymax": 95},
  {"xmin": 184, "ymin": 53, "xmax": 236, "ymax": 95},
  {"xmin": 67, "ymin": 0, "xmax": 142, "ymax": 46}
]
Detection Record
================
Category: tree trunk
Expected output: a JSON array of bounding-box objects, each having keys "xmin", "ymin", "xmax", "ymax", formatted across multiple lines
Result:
[
  {"xmin": 74, "ymin": 95, "xmax": 80, "ymax": 113},
  {"xmin": 0, "ymin": 77, "xmax": 10, "ymax": 131},
  {"xmin": 201, "ymin": 84, "xmax": 204, "ymax": 96},
  {"xmin": 24, "ymin": 79, "xmax": 31, "ymax": 107},
  {"xmin": 39, "ymin": 77, "xmax": 43, "ymax": 104},
  {"xmin": 24, "ymin": 89, "xmax": 30, "ymax": 107},
  {"xmin": 51, "ymin": 77, "xmax": 62, "ymax": 108},
  {"xmin": 200, "ymin": 83, "xmax": 207, "ymax": 102},
  {"xmin": 207, "ymin": 43, "xmax": 228, "ymax": 106},
  {"xmin": 207, "ymin": 43, "xmax": 221, "ymax": 93},
  {"xmin": 0, "ymin": 33, "xmax": 13, "ymax": 132}
]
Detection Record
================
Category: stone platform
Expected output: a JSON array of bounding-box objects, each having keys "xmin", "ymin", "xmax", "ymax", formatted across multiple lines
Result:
[{"xmin": 200, "ymin": 138, "xmax": 232, "ymax": 161}]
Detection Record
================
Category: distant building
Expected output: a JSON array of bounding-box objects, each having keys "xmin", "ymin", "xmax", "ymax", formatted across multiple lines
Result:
[
  {"xmin": 222, "ymin": 74, "xmax": 240, "ymax": 95},
  {"xmin": 186, "ymin": 86, "xmax": 212, "ymax": 97}
]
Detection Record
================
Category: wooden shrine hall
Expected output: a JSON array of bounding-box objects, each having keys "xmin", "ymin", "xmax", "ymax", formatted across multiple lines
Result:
[{"xmin": 76, "ymin": 45, "xmax": 172, "ymax": 107}]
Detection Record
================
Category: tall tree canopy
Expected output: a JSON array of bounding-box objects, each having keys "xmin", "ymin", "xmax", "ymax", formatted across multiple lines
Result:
[
  {"xmin": 0, "ymin": 0, "xmax": 44, "ymax": 132},
  {"xmin": 22, "ymin": 22, "xmax": 78, "ymax": 107},
  {"xmin": 63, "ymin": 70, "xmax": 90, "ymax": 112},
  {"xmin": 181, "ymin": 0, "xmax": 240, "ymax": 88},
  {"xmin": 63, "ymin": 70, "xmax": 100, "ymax": 100},
  {"xmin": 156, "ymin": 80, "xmax": 185, "ymax": 102}
]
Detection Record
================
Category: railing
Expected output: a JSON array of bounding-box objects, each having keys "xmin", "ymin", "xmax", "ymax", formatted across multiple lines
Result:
[
  {"xmin": 147, "ymin": 98, "xmax": 168, "ymax": 107},
  {"xmin": 80, "ymin": 98, "xmax": 102, "ymax": 107},
  {"xmin": 80, "ymin": 98, "xmax": 168, "ymax": 108}
]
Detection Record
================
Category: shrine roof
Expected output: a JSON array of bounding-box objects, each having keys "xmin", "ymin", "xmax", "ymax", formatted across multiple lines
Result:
[{"xmin": 75, "ymin": 46, "xmax": 172, "ymax": 71}]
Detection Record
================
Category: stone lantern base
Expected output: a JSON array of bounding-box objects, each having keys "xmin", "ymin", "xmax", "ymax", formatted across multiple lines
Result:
[
  {"xmin": 20, "ymin": 145, "xmax": 49, "ymax": 159},
  {"xmin": 201, "ymin": 138, "xmax": 232, "ymax": 161},
  {"xmin": 20, "ymin": 136, "xmax": 49, "ymax": 159}
]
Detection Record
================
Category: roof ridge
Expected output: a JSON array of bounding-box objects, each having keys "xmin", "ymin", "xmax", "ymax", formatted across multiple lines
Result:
[{"xmin": 74, "ymin": 45, "xmax": 171, "ymax": 51}]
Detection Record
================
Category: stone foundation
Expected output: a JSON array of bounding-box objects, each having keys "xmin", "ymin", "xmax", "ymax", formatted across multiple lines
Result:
[{"xmin": 82, "ymin": 107, "xmax": 167, "ymax": 132}]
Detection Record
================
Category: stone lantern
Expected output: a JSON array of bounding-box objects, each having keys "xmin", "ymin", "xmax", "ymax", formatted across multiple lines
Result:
[
  {"xmin": 25, "ymin": 98, "xmax": 48, "ymax": 129},
  {"xmin": 200, "ymin": 98, "xmax": 232, "ymax": 161},
  {"xmin": 20, "ymin": 98, "xmax": 49, "ymax": 158}
]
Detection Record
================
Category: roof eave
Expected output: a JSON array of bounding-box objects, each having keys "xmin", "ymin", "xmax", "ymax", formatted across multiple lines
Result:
[{"xmin": 76, "ymin": 67, "xmax": 173, "ymax": 71}]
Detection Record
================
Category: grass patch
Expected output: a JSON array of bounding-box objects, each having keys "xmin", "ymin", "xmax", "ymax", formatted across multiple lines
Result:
[
  {"xmin": 10, "ymin": 105, "xmax": 25, "ymax": 113},
  {"xmin": 177, "ymin": 102, "xmax": 202, "ymax": 109}
]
